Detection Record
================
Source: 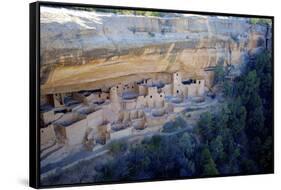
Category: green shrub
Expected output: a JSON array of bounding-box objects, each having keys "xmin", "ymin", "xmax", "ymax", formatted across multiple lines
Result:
[
  {"xmin": 249, "ymin": 18, "xmax": 272, "ymax": 25},
  {"xmin": 108, "ymin": 141, "xmax": 127, "ymax": 155}
]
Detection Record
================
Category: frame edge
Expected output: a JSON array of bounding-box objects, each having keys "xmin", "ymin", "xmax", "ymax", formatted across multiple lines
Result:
[{"xmin": 29, "ymin": 1, "xmax": 40, "ymax": 189}]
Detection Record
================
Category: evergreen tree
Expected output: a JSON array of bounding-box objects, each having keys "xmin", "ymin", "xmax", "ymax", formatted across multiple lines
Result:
[
  {"xmin": 210, "ymin": 136, "xmax": 224, "ymax": 162},
  {"xmin": 200, "ymin": 147, "xmax": 219, "ymax": 175},
  {"xmin": 197, "ymin": 112, "xmax": 214, "ymax": 142}
]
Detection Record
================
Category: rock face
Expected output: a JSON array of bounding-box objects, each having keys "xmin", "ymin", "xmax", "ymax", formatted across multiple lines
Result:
[{"xmin": 40, "ymin": 7, "xmax": 271, "ymax": 94}]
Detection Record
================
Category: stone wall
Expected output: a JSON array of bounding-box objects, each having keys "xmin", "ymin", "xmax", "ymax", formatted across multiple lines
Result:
[
  {"xmin": 65, "ymin": 119, "xmax": 88, "ymax": 145},
  {"xmin": 40, "ymin": 125, "xmax": 56, "ymax": 145}
]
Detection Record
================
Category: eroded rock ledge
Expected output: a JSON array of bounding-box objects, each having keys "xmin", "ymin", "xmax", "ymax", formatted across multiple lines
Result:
[{"xmin": 40, "ymin": 7, "xmax": 271, "ymax": 94}]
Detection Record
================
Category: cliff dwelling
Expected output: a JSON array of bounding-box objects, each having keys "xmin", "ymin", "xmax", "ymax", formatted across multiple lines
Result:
[{"xmin": 40, "ymin": 71, "xmax": 208, "ymax": 148}]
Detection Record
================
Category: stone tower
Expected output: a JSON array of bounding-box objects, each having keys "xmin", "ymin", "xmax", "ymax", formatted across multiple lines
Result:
[
  {"xmin": 196, "ymin": 80, "xmax": 205, "ymax": 96},
  {"xmin": 110, "ymin": 87, "xmax": 119, "ymax": 104},
  {"xmin": 109, "ymin": 86, "xmax": 121, "ymax": 115},
  {"xmin": 172, "ymin": 72, "xmax": 182, "ymax": 96}
]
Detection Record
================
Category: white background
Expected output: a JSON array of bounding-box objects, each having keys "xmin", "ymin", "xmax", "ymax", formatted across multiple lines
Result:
[{"xmin": 0, "ymin": 0, "xmax": 279, "ymax": 189}]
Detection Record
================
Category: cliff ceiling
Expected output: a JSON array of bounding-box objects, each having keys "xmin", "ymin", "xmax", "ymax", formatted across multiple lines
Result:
[{"xmin": 40, "ymin": 7, "xmax": 271, "ymax": 94}]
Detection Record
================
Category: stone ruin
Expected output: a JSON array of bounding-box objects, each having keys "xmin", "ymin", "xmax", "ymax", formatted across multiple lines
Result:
[{"xmin": 40, "ymin": 71, "xmax": 207, "ymax": 151}]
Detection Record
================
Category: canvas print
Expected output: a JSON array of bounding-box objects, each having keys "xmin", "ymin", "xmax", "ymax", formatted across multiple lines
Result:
[{"xmin": 39, "ymin": 4, "xmax": 273, "ymax": 187}]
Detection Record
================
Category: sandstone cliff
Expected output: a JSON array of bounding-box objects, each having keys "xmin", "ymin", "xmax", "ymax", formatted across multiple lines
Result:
[{"xmin": 40, "ymin": 7, "xmax": 271, "ymax": 94}]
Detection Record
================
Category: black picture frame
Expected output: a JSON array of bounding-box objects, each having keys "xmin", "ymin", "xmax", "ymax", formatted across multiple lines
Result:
[{"xmin": 30, "ymin": 1, "xmax": 274, "ymax": 188}]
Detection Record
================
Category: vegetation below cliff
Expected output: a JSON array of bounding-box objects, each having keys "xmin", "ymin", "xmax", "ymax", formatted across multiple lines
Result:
[{"xmin": 194, "ymin": 52, "xmax": 273, "ymax": 175}]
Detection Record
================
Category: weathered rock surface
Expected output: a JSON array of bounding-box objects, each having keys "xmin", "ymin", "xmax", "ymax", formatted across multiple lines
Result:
[{"xmin": 40, "ymin": 7, "xmax": 271, "ymax": 94}]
